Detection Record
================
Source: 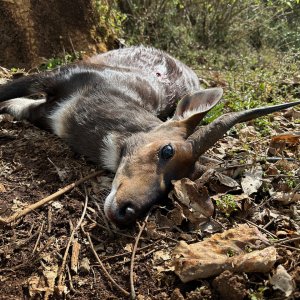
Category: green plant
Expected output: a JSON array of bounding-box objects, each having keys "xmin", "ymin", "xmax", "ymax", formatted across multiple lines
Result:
[
  {"xmin": 226, "ymin": 248, "xmax": 236, "ymax": 257},
  {"xmin": 215, "ymin": 194, "xmax": 237, "ymax": 217},
  {"xmin": 40, "ymin": 51, "xmax": 84, "ymax": 70},
  {"xmin": 249, "ymin": 286, "xmax": 268, "ymax": 300},
  {"xmin": 254, "ymin": 117, "xmax": 272, "ymax": 136}
]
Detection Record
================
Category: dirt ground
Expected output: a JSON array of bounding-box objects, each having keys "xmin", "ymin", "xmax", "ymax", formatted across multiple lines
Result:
[{"xmin": 0, "ymin": 84, "xmax": 300, "ymax": 299}]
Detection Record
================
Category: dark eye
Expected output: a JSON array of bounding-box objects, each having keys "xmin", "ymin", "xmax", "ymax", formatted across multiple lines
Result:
[{"xmin": 160, "ymin": 144, "xmax": 174, "ymax": 160}]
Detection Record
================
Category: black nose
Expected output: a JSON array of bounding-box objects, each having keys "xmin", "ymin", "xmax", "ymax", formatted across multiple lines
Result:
[{"xmin": 113, "ymin": 202, "xmax": 137, "ymax": 226}]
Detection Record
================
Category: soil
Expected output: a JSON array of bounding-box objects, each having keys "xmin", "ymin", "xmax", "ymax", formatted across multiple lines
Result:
[{"xmin": 0, "ymin": 96, "xmax": 299, "ymax": 299}]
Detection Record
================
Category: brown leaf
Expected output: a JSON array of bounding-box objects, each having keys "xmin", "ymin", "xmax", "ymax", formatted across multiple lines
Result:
[
  {"xmin": 172, "ymin": 224, "xmax": 275, "ymax": 282},
  {"xmin": 0, "ymin": 183, "xmax": 6, "ymax": 192},
  {"xmin": 271, "ymin": 134, "xmax": 300, "ymax": 144},
  {"xmin": 272, "ymin": 192, "xmax": 300, "ymax": 205},
  {"xmin": 170, "ymin": 178, "xmax": 214, "ymax": 221}
]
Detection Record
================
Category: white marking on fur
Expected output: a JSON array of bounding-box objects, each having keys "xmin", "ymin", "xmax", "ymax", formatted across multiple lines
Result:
[
  {"xmin": 49, "ymin": 94, "xmax": 80, "ymax": 138},
  {"xmin": 104, "ymin": 183, "xmax": 118, "ymax": 218},
  {"xmin": 101, "ymin": 133, "xmax": 120, "ymax": 172},
  {"xmin": 4, "ymin": 98, "xmax": 46, "ymax": 119}
]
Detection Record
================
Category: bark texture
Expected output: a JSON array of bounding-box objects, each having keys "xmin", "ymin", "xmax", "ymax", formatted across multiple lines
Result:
[{"xmin": 0, "ymin": 0, "xmax": 110, "ymax": 69}]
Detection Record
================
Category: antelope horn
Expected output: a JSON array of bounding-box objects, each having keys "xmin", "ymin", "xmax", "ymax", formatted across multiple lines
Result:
[{"xmin": 187, "ymin": 101, "xmax": 300, "ymax": 158}]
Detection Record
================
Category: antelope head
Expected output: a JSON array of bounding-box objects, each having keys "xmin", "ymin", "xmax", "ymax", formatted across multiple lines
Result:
[{"xmin": 104, "ymin": 87, "xmax": 300, "ymax": 226}]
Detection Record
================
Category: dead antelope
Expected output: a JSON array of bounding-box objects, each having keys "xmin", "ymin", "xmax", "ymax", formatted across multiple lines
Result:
[{"xmin": 0, "ymin": 46, "xmax": 299, "ymax": 226}]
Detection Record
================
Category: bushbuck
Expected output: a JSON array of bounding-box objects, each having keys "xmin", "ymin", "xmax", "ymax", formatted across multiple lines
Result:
[{"xmin": 0, "ymin": 46, "xmax": 299, "ymax": 226}]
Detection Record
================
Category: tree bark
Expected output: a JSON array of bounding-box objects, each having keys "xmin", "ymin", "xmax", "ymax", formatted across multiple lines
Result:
[{"xmin": 0, "ymin": 0, "xmax": 110, "ymax": 69}]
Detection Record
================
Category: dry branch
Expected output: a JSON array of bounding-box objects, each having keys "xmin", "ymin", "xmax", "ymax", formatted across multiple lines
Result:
[{"xmin": 0, "ymin": 171, "xmax": 102, "ymax": 225}]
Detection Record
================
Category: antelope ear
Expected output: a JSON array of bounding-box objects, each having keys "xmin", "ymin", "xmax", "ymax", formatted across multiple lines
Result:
[{"xmin": 173, "ymin": 88, "xmax": 223, "ymax": 127}]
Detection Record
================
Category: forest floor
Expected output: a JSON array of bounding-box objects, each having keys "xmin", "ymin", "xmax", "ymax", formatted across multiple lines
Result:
[{"xmin": 0, "ymin": 52, "xmax": 299, "ymax": 300}]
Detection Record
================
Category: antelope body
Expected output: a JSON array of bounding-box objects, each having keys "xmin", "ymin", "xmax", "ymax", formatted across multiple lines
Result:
[{"xmin": 0, "ymin": 46, "xmax": 299, "ymax": 226}]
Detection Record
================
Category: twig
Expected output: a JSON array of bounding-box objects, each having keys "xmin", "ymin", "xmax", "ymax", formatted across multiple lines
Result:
[
  {"xmin": 0, "ymin": 171, "xmax": 102, "ymax": 225},
  {"xmin": 57, "ymin": 186, "xmax": 89, "ymax": 290},
  {"xmin": 92, "ymin": 196, "xmax": 112, "ymax": 235},
  {"xmin": 130, "ymin": 213, "xmax": 151, "ymax": 300},
  {"xmin": 85, "ymin": 214, "xmax": 142, "ymax": 240},
  {"xmin": 47, "ymin": 206, "xmax": 52, "ymax": 234},
  {"xmin": 84, "ymin": 229, "xmax": 130, "ymax": 297},
  {"xmin": 102, "ymin": 240, "xmax": 162, "ymax": 262},
  {"xmin": 274, "ymin": 236, "xmax": 300, "ymax": 245},
  {"xmin": 1, "ymin": 237, "xmax": 54, "ymax": 273},
  {"xmin": 276, "ymin": 244, "xmax": 300, "ymax": 252},
  {"xmin": 237, "ymin": 217, "xmax": 277, "ymax": 239},
  {"xmin": 33, "ymin": 221, "xmax": 45, "ymax": 254},
  {"xmin": 66, "ymin": 264, "xmax": 76, "ymax": 293},
  {"xmin": 263, "ymin": 218, "xmax": 274, "ymax": 230}
]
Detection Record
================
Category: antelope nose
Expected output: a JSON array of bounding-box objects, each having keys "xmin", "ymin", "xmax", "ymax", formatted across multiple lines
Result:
[
  {"xmin": 105, "ymin": 200, "xmax": 138, "ymax": 226},
  {"xmin": 117, "ymin": 202, "xmax": 136, "ymax": 223}
]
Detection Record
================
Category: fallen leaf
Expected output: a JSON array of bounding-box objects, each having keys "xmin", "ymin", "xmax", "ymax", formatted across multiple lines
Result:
[
  {"xmin": 28, "ymin": 264, "xmax": 59, "ymax": 299},
  {"xmin": 272, "ymin": 192, "xmax": 300, "ymax": 205},
  {"xmin": 170, "ymin": 178, "xmax": 214, "ymax": 223},
  {"xmin": 241, "ymin": 166, "xmax": 263, "ymax": 195},
  {"xmin": 79, "ymin": 257, "xmax": 91, "ymax": 274},
  {"xmin": 269, "ymin": 265, "xmax": 295, "ymax": 297},
  {"xmin": 152, "ymin": 248, "xmax": 174, "ymax": 274},
  {"xmin": 239, "ymin": 126, "xmax": 258, "ymax": 139},
  {"xmin": 146, "ymin": 221, "xmax": 162, "ymax": 239},
  {"xmin": 124, "ymin": 243, "xmax": 133, "ymax": 252},
  {"xmin": 43, "ymin": 264, "xmax": 58, "ymax": 294},
  {"xmin": 51, "ymin": 201, "xmax": 63, "ymax": 210},
  {"xmin": 271, "ymin": 134, "xmax": 300, "ymax": 144},
  {"xmin": 284, "ymin": 108, "xmax": 300, "ymax": 120},
  {"xmin": 172, "ymin": 224, "xmax": 276, "ymax": 282},
  {"xmin": 0, "ymin": 183, "xmax": 6, "ymax": 192}
]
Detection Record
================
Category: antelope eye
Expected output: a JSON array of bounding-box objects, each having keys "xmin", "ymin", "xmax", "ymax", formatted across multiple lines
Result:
[{"xmin": 160, "ymin": 144, "xmax": 174, "ymax": 160}]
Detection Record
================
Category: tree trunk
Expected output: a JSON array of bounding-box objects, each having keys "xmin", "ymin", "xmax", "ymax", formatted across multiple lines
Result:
[{"xmin": 0, "ymin": 0, "xmax": 112, "ymax": 69}]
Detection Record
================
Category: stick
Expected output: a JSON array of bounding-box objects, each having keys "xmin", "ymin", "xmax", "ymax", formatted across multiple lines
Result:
[
  {"xmin": 130, "ymin": 213, "xmax": 150, "ymax": 300},
  {"xmin": 57, "ymin": 186, "xmax": 89, "ymax": 289},
  {"xmin": 32, "ymin": 221, "xmax": 45, "ymax": 254},
  {"xmin": 0, "ymin": 171, "xmax": 102, "ymax": 225},
  {"xmin": 84, "ymin": 230, "xmax": 130, "ymax": 297}
]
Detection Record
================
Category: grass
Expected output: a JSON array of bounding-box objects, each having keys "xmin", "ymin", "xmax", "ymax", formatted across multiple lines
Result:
[{"xmin": 191, "ymin": 47, "xmax": 300, "ymax": 124}]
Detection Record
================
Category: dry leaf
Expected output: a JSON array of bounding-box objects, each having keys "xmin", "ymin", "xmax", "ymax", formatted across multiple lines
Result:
[
  {"xmin": 146, "ymin": 221, "xmax": 162, "ymax": 239},
  {"xmin": 43, "ymin": 264, "xmax": 58, "ymax": 294},
  {"xmin": 152, "ymin": 249, "xmax": 174, "ymax": 274},
  {"xmin": 79, "ymin": 257, "xmax": 91, "ymax": 274},
  {"xmin": 170, "ymin": 178, "xmax": 214, "ymax": 221},
  {"xmin": 28, "ymin": 265, "xmax": 59, "ymax": 300},
  {"xmin": 241, "ymin": 166, "xmax": 263, "ymax": 195},
  {"xmin": 269, "ymin": 265, "xmax": 295, "ymax": 297},
  {"xmin": 172, "ymin": 224, "xmax": 276, "ymax": 282},
  {"xmin": 124, "ymin": 243, "xmax": 133, "ymax": 252},
  {"xmin": 272, "ymin": 192, "xmax": 300, "ymax": 205},
  {"xmin": 239, "ymin": 126, "xmax": 258, "ymax": 139},
  {"xmin": 0, "ymin": 183, "xmax": 6, "ymax": 192},
  {"xmin": 271, "ymin": 134, "xmax": 300, "ymax": 144},
  {"xmin": 284, "ymin": 108, "xmax": 300, "ymax": 120}
]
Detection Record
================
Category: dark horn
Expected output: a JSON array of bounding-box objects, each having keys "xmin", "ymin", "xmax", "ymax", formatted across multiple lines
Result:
[{"xmin": 187, "ymin": 101, "xmax": 300, "ymax": 158}]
